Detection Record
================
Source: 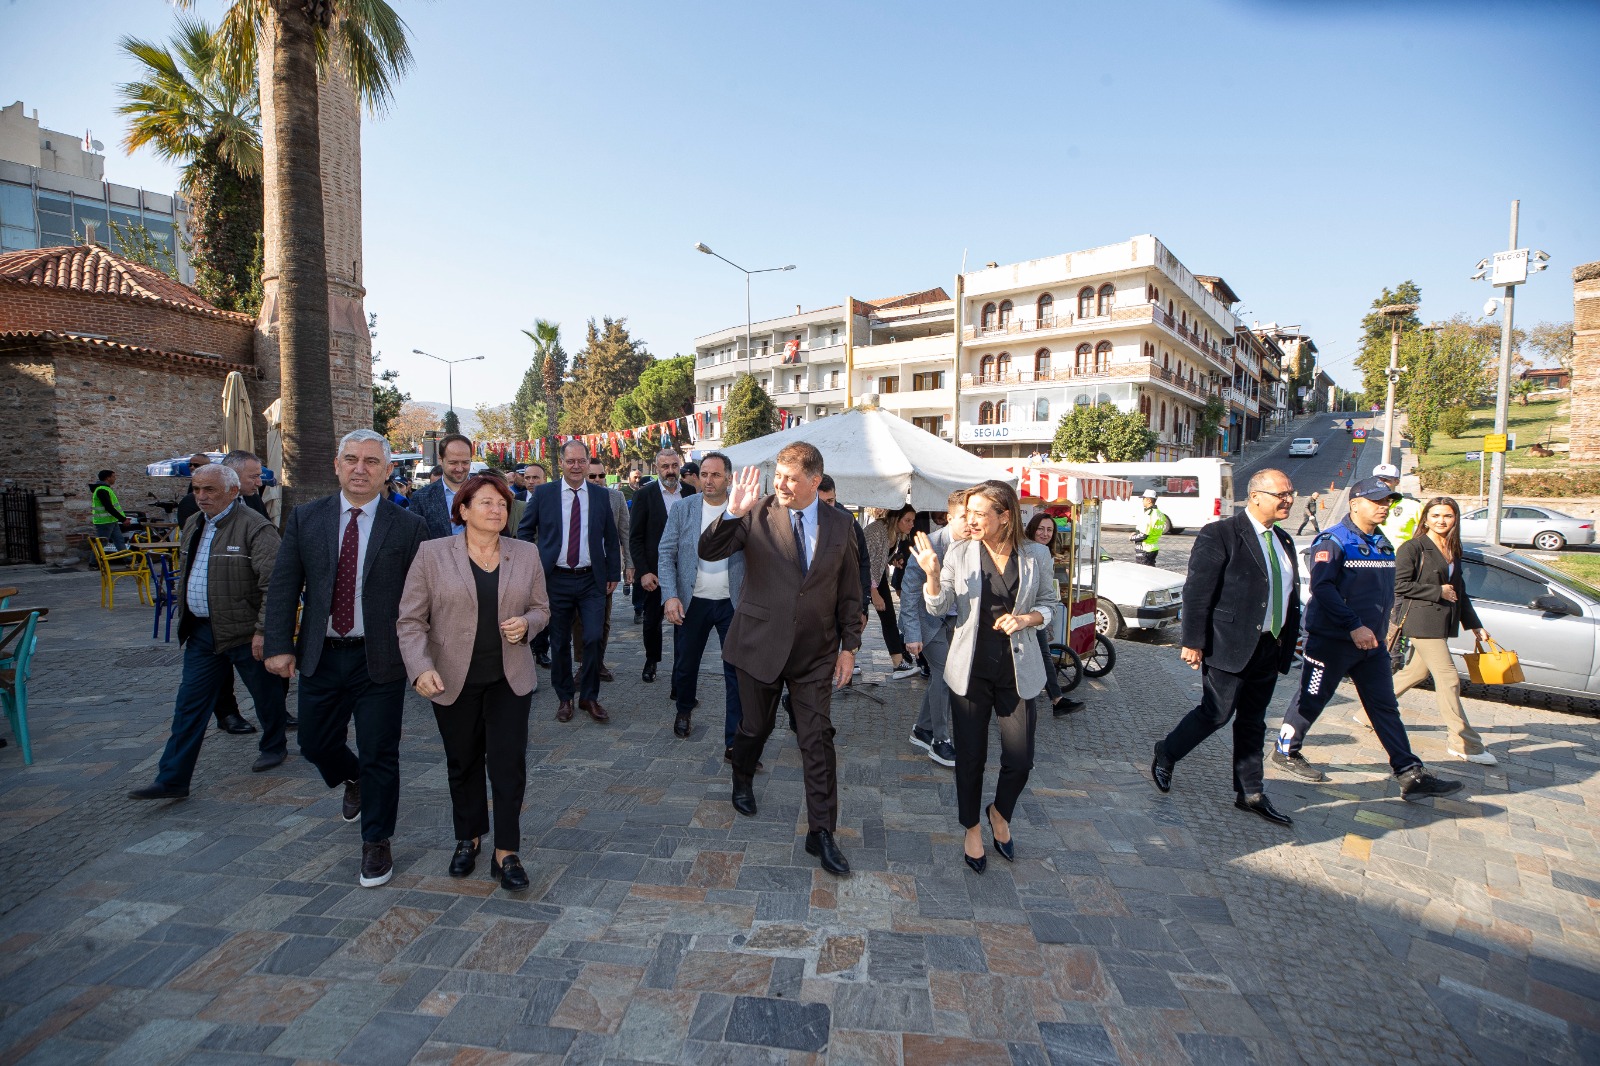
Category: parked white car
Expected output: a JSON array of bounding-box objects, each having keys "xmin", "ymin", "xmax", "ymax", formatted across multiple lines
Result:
[
  {"xmin": 1287, "ymin": 438, "xmax": 1320, "ymax": 457},
  {"xmin": 1458, "ymin": 506, "xmax": 1595, "ymax": 552},
  {"xmin": 1079, "ymin": 559, "xmax": 1183, "ymax": 638}
]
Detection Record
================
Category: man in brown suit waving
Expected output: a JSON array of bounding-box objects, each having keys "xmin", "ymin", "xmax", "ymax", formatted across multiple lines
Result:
[{"xmin": 700, "ymin": 442, "xmax": 863, "ymax": 875}]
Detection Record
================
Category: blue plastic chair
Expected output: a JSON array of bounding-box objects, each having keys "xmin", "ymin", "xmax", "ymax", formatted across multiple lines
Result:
[
  {"xmin": 151, "ymin": 554, "xmax": 180, "ymax": 642},
  {"xmin": 0, "ymin": 610, "xmax": 39, "ymax": 765}
]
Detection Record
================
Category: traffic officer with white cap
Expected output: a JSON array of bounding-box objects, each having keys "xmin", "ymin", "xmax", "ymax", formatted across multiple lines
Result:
[
  {"xmin": 1372, "ymin": 463, "xmax": 1420, "ymax": 546},
  {"xmin": 1130, "ymin": 489, "xmax": 1170, "ymax": 566},
  {"xmin": 1269, "ymin": 477, "xmax": 1464, "ymax": 800}
]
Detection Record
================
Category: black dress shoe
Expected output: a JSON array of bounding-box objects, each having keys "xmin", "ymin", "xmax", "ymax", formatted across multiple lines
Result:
[
  {"xmin": 128, "ymin": 784, "xmax": 189, "ymax": 800},
  {"xmin": 491, "ymin": 853, "xmax": 529, "ymax": 891},
  {"xmin": 805, "ymin": 830, "xmax": 851, "ymax": 875},
  {"xmin": 1052, "ymin": 697, "xmax": 1085, "ymax": 716},
  {"xmin": 1235, "ymin": 792, "xmax": 1293, "ymax": 826},
  {"xmin": 986, "ymin": 805, "xmax": 1015, "ymax": 862},
  {"xmin": 252, "ymin": 751, "xmax": 285, "ymax": 773},
  {"xmin": 536, "ymin": 652, "xmax": 552, "ymax": 669},
  {"xmin": 964, "ymin": 850, "xmax": 987, "ymax": 874},
  {"xmin": 725, "ymin": 747, "xmax": 763, "ymax": 771},
  {"xmin": 731, "ymin": 779, "xmax": 758, "ymax": 817},
  {"xmin": 219, "ymin": 714, "xmax": 257, "ymax": 735},
  {"xmin": 342, "ymin": 780, "xmax": 362, "ymax": 822},
  {"xmin": 642, "ymin": 663, "xmax": 656, "ymax": 683},
  {"xmin": 449, "ymin": 839, "xmax": 479, "ymax": 878},
  {"xmin": 673, "ymin": 713, "xmax": 691, "ymax": 738},
  {"xmin": 1151, "ymin": 741, "xmax": 1174, "ymax": 793}
]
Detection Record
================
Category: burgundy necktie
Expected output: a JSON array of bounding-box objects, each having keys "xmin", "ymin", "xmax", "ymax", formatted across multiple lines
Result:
[
  {"xmin": 566, "ymin": 487, "xmax": 582, "ymax": 567},
  {"xmin": 332, "ymin": 507, "xmax": 362, "ymax": 635}
]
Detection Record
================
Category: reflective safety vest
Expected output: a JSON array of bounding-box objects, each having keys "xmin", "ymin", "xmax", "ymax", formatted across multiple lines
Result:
[
  {"xmin": 1136, "ymin": 506, "xmax": 1170, "ymax": 550},
  {"xmin": 1379, "ymin": 496, "xmax": 1420, "ymax": 547},
  {"xmin": 91, "ymin": 483, "xmax": 123, "ymax": 526}
]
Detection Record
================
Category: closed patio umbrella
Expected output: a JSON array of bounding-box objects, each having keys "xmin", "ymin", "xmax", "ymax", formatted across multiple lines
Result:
[
  {"xmin": 222, "ymin": 371, "xmax": 254, "ymax": 454},
  {"xmin": 262, "ymin": 398, "xmax": 283, "ymax": 526}
]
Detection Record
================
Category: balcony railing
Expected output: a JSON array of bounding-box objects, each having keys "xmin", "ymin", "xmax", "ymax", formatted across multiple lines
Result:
[
  {"xmin": 959, "ymin": 360, "xmax": 1222, "ymax": 399},
  {"xmin": 1153, "ymin": 307, "xmax": 1232, "ymax": 373}
]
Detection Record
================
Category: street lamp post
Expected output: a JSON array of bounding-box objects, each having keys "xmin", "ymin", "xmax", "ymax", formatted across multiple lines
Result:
[
  {"xmin": 1377, "ymin": 303, "xmax": 1419, "ymax": 470},
  {"xmin": 412, "ymin": 348, "xmax": 485, "ymax": 426},
  {"xmin": 694, "ymin": 243, "xmax": 795, "ymax": 379}
]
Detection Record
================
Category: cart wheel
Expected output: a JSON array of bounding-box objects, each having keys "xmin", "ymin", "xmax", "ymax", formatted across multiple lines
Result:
[
  {"xmin": 1082, "ymin": 634, "xmax": 1116, "ymax": 678},
  {"xmin": 1049, "ymin": 643, "xmax": 1083, "ymax": 693}
]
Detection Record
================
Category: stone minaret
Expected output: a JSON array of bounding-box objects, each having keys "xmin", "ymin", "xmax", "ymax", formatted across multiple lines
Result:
[
  {"xmin": 253, "ymin": 51, "xmax": 372, "ymax": 441},
  {"xmin": 1571, "ymin": 262, "xmax": 1600, "ymax": 464}
]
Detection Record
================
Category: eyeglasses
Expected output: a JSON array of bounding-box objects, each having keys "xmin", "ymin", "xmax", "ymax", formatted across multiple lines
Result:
[{"xmin": 1251, "ymin": 489, "xmax": 1297, "ymax": 503}]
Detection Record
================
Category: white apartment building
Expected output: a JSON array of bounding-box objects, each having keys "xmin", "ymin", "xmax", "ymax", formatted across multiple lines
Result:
[
  {"xmin": 692, "ymin": 288, "xmax": 951, "ymax": 447},
  {"xmin": 957, "ymin": 236, "xmax": 1240, "ymax": 460}
]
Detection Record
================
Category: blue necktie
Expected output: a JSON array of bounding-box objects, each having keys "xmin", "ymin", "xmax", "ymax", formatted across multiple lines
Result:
[{"xmin": 792, "ymin": 511, "xmax": 808, "ymax": 576}]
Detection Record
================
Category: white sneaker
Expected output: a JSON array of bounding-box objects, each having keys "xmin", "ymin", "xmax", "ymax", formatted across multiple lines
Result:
[
  {"xmin": 890, "ymin": 664, "xmax": 920, "ymax": 681},
  {"xmin": 852, "ymin": 665, "xmax": 861, "ymax": 675},
  {"xmin": 1449, "ymin": 748, "xmax": 1498, "ymax": 766},
  {"xmin": 1351, "ymin": 712, "xmax": 1369, "ymax": 726}
]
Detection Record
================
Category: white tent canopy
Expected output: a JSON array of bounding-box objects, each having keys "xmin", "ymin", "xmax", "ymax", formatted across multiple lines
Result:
[{"xmin": 716, "ymin": 408, "xmax": 1009, "ymax": 510}]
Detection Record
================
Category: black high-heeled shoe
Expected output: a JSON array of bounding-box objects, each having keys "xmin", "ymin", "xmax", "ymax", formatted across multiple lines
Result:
[
  {"xmin": 987, "ymin": 805, "xmax": 1015, "ymax": 863},
  {"xmin": 491, "ymin": 853, "xmax": 529, "ymax": 891},
  {"xmin": 963, "ymin": 849, "xmax": 986, "ymax": 874}
]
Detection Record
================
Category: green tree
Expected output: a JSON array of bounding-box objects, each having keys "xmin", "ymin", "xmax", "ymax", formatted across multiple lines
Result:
[
  {"xmin": 117, "ymin": 16, "xmax": 263, "ymax": 311},
  {"xmin": 562, "ymin": 317, "xmax": 650, "ymax": 433},
  {"xmin": 1194, "ymin": 396, "xmax": 1226, "ymax": 455},
  {"xmin": 721, "ymin": 375, "xmax": 778, "ymax": 445},
  {"xmin": 103, "ymin": 218, "xmax": 179, "ymax": 279},
  {"xmin": 475, "ymin": 403, "xmax": 516, "ymax": 441},
  {"xmin": 443, "ymin": 409, "xmax": 460, "ymax": 436},
  {"xmin": 511, "ymin": 360, "xmax": 545, "ymax": 442},
  {"xmin": 1440, "ymin": 406, "xmax": 1473, "ymax": 439},
  {"xmin": 1354, "ymin": 282, "xmax": 1423, "ymax": 406},
  {"xmin": 1525, "ymin": 320, "xmax": 1575, "ymax": 374},
  {"xmin": 520, "ymin": 319, "xmax": 566, "ymax": 440},
  {"xmin": 1050, "ymin": 402, "xmax": 1156, "ymax": 463},
  {"xmin": 612, "ymin": 355, "xmax": 695, "ymax": 429}
]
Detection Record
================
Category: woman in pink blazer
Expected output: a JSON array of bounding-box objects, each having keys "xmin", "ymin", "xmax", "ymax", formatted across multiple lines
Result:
[{"xmin": 399, "ymin": 475, "xmax": 550, "ymax": 891}]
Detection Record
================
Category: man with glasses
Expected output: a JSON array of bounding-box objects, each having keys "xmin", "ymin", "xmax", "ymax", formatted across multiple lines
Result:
[
  {"xmin": 571, "ymin": 457, "xmax": 632, "ymax": 683},
  {"xmin": 1151, "ymin": 469, "xmax": 1302, "ymax": 827}
]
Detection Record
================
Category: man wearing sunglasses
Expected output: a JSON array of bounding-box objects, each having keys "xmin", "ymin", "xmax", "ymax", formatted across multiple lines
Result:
[{"xmin": 1151, "ymin": 469, "xmax": 1302, "ymax": 827}]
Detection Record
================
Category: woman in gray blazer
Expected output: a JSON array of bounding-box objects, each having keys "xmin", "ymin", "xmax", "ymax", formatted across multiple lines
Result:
[
  {"xmin": 913, "ymin": 481, "xmax": 1059, "ymax": 874},
  {"xmin": 399, "ymin": 475, "xmax": 550, "ymax": 891}
]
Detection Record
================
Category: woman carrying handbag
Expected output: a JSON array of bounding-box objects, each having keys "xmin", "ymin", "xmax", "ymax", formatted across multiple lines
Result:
[{"xmin": 1391, "ymin": 496, "xmax": 1496, "ymax": 765}]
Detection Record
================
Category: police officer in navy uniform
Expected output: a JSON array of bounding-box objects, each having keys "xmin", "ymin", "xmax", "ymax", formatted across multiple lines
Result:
[{"xmin": 1270, "ymin": 477, "xmax": 1463, "ymax": 800}]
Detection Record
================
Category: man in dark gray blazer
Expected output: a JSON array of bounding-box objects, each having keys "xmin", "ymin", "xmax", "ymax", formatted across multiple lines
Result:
[
  {"xmin": 1151, "ymin": 468, "xmax": 1300, "ymax": 827},
  {"xmin": 407, "ymin": 433, "xmax": 474, "ymax": 539},
  {"xmin": 265, "ymin": 429, "xmax": 427, "ymax": 888}
]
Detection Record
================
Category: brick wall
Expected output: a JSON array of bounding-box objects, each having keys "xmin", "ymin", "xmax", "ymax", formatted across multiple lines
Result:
[
  {"xmin": 0, "ymin": 283, "xmax": 254, "ymax": 361},
  {"xmin": 1571, "ymin": 262, "xmax": 1600, "ymax": 464}
]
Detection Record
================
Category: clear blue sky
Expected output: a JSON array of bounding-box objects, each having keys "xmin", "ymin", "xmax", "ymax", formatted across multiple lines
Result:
[{"xmin": 4, "ymin": 0, "xmax": 1596, "ymax": 409}]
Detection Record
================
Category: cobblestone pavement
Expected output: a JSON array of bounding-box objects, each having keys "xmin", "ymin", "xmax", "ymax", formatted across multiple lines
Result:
[{"xmin": 1, "ymin": 565, "xmax": 1596, "ymax": 1065}]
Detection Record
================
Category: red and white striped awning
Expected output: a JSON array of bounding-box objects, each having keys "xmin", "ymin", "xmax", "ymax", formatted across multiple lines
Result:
[{"xmin": 1006, "ymin": 463, "xmax": 1133, "ymax": 503}]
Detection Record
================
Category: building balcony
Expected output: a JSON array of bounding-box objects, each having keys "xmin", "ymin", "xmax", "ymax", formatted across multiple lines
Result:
[
  {"xmin": 1152, "ymin": 306, "xmax": 1232, "ymax": 374},
  {"xmin": 961, "ymin": 302, "xmax": 1158, "ymax": 345},
  {"xmin": 877, "ymin": 387, "xmax": 954, "ymax": 413},
  {"xmin": 959, "ymin": 360, "xmax": 1217, "ymax": 402}
]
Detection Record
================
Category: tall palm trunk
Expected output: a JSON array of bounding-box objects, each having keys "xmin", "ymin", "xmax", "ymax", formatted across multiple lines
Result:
[{"xmin": 264, "ymin": 0, "xmax": 337, "ymax": 509}]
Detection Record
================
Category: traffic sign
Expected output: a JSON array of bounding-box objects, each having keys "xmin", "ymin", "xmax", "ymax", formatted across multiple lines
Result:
[
  {"xmin": 1465, "ymin": 451, "xmax": 1483, "ymax": 461},
  {"xmin": 1483, "ymin": 434, "xmax": 1508, "ymax": 453}
]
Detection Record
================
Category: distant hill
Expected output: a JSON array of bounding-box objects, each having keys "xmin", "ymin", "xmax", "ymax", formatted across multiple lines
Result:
[{"xmin": 410, "ymin": 401, "xmax": 481, "ymax": 439}]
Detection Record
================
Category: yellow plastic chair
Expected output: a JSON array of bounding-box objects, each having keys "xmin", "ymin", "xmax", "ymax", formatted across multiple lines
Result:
[{"xmin": 90, "ymin": 536, "xmax": 152, "ymax": 609}]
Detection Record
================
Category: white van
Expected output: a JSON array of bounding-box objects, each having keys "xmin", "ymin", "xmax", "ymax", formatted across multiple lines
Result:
[{"xmin": 1085, "ymin": 458, "xmax": 1234, "ymax": 532}]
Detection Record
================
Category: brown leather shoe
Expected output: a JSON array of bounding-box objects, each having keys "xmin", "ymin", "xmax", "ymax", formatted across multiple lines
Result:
[
  {"xmin": 580, "ymin": 699, "xmax": 610, "ymax": 723},
  {"xmin": 556, "ymin": 700, "xmax": 575, "ymax": 722}
]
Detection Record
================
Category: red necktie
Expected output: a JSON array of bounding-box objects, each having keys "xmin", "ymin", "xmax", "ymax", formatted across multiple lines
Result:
[
  {"xmin": 566, "ymin": 487, "xmax": 582, "ymax": 567},
  {"xmin": 332, "ymin": 507, "xmax": 362, "ymax": 635}
]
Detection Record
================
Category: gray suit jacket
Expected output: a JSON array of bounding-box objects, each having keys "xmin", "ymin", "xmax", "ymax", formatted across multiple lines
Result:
[
  {"xmin": 926, "ymin": 539, "xmax": 1059, "ymax": 699},
  {"xmin": 263, "ymin": 494, "xmax": 427, "ymax": 683},
  {"xmin": 608, "ymin": 486, "xmax": 633, "ymax": 572},
  {"xmin": 898, "ymin": 524, "xmax": 953, "ymax": 647},
  {"xmin": 658, "ymin": 495, "xmax": 744, "ymax": 608}
]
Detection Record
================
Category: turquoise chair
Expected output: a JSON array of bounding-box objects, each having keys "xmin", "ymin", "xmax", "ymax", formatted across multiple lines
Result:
[{"xmin": 0, "ymin": 610, "xmax": 39, "ymax": 765}]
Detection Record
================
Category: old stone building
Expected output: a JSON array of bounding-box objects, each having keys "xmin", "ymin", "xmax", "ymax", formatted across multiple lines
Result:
[
  {"xmin": 0, "ymin": 242, "xmax": 267, "ymax": 561},
  {"xmin": 1572, "ymin": 261, "xmax": 1600, "ymax": 464}
]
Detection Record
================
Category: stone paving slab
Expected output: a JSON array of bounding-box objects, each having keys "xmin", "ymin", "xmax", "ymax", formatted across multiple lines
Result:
[{"xmin": 0, "ymin": 565, "xmax": 1597, "ymax": 1064}]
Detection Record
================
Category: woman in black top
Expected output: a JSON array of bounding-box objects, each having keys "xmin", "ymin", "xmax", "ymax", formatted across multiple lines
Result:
[{"xmin": 1392, "ymin": 496, "xmax": 1494, "ymax": 765}]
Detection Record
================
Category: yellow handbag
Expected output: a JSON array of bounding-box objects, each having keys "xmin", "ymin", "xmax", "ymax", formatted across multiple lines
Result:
[{"xmin": 1463, "ymin": 638, "xmax": 1524, "ymax": 686}]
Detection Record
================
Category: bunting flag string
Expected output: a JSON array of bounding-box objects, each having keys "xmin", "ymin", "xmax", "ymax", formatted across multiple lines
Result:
[{"xmin": 470, "ymin": 410, "xmax": 712, "ymax": 468}]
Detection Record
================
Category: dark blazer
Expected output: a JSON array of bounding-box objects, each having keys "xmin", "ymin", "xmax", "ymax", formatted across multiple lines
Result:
[
  {"xmin": 263, "ymin": 494, "xmax": 427, "ymax": 683},
  {"xmin": 1180, "ymin": 511, "xmax": 1302, "ymax": 674},
  {"xmin": 831, "ymin": 501, "xmax": 873, "ymax": 610},
  {"xmin": 629, "ymin": 479, "xmax": 695, "ymax": 578},
  {"xmin": 408, "ymin": 479, "xmax": 454, "ymax": 540},
  {"xmin": 700, "ymin": 496, "xmax": 864, "ymax": 685},
  {"xmin": 515, "ymin": 478, "xmax": 622, "ymax": 595},
  {"xmin": 1395, "ymin": 535, "xmax": 1481, "ymax": 639}
]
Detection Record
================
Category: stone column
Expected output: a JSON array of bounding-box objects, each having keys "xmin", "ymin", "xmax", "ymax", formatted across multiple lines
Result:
[
  {"xmin": 254, "ymin": 50, "xmax": 372, "ymax": 442},
  {"xmin": 1571, "ymin": 262, "xmax": 1600, "ymax": 464}
]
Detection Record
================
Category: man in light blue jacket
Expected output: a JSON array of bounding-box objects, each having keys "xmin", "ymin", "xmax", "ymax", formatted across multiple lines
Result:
[
  {"xmin": 659, "ymin": 452, "xmax": 746, "ymax": 756},
  {"xmin": 898, "ymin": 488, "xmax": 970, "ymax": 768}
]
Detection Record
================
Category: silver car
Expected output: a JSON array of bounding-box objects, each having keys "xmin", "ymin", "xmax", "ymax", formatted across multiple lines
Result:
[
  {"xmin": 1458, "ymin": 505, "xmax": 1595, "ymax": 552},
  {"xmin": 1287, "ymin": 438, "xmax": 1319, "ymax": 457}
]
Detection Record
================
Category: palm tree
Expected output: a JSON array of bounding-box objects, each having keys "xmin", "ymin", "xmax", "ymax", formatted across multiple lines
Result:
[
  {"xmin": 522, "ymin": 320, "xmax": 567, "ymax": 444},
  {"xmin": 176, "ymin": 0, "xmax": 415, "ymax": 507},
  {"xmin": 118, "ymin": 16, "xmax": 263, "ymax": 312}
]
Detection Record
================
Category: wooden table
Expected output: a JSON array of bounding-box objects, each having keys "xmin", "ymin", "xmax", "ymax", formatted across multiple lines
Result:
[
  {"xmin": 136, "ymin": 541, "xmax": 181, "ymax": 552},
  {"xmin": 0, "ymin": 606, "xmax": 48, "ymax": 658}
]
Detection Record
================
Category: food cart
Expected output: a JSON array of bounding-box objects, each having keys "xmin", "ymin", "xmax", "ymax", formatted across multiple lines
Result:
[{"xmin": 1008, "ymin": 463, "xmax": 1133, "ymax": 685}]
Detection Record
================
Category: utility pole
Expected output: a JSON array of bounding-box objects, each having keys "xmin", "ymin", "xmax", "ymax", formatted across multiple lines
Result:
[
  {"xmin": 1472, "ymin": 200, "xmax": 1549, "ymax": 547},
  {"xmin": 1378, "ymin": 303, "xmax": 1418, "ymax": 470}
]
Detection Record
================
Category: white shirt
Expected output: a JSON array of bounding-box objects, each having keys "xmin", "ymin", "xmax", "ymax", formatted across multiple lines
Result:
[
  {"xmin": 659, "ymin": 479, "xmax": 687, "ymax": 514},
  {"xmin": 558, "ymin": 479, "xmax": 591, "ymax": 568},
  {"xmin": 327, "ymin": 494, "xmax": 376, "ymax": 637},
  {"xmin": 1247, "ymin": 512, "xmax": 1292, "ymax": 635},
  {"xmin": 693, "ymin": 500, "xmax": 731, "ymax": 600}
]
